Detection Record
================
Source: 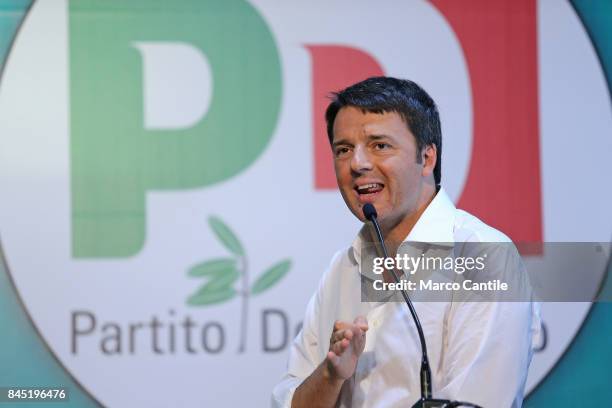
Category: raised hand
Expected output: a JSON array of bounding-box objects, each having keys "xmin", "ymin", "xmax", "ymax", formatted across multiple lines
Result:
[{"xmin": 326, "ymin": 316, "xmax": 369, "ymax": 380}]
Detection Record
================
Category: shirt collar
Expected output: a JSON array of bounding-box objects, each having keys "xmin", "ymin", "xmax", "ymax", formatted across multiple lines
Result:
[
  {"xmin": 350, "ymin": 187, "xmax": 456, "ymax": 270},
  {"xmin": 405, "ymin": 187, "xmax": 456, "ymax": 244}
]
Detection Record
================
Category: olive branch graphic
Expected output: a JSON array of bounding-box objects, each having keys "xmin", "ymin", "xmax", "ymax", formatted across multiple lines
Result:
[{"xmin": 186, "ymin": 216, "xmax": 291, "ymax": 353}]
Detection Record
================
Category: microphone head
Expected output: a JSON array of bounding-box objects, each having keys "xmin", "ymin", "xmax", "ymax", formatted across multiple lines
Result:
[{"xmin": 362, "ymin": 203, "xmax": 377, "ymax": 220}]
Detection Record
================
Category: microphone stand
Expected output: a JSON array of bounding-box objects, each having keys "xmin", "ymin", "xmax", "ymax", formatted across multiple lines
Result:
[{"xmin": 363, "ymin": 204, "xmax": 481, "ymax": 408}]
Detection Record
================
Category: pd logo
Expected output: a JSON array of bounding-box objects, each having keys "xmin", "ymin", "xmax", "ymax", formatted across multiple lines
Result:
[
  {"xmin": 68, "ymin": 0, "xmax": 281, "ymax": 258},
  {"xmin": 0, "ymin": 0, "xmax": 610, "ymax": 407}
]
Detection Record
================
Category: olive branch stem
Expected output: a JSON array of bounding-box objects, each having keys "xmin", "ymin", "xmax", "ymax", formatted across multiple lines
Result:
[
  {"xmin": 186, "ymin": 215, "xmax": 291, "ymax": 353},
  {"xmin": 238, "ymin": 254, "xmax": 248, "ymax": 353}
]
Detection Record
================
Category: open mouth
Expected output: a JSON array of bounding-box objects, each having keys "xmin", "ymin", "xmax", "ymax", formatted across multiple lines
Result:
[{"xmin": 354, "ymin": 183, "xmax": 384, "ymax": 202}]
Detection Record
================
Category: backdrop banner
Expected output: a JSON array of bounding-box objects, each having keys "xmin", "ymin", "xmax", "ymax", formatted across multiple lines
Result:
[{"xmin": 0, "ymin": 1, "xmax": 610, "ymax": 407}]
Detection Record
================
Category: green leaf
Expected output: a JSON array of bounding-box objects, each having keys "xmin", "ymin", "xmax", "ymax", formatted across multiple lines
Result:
[
  {"xmin": 187, "ymin": 258, "xmax": 240, "ymax": 291},
  {"xmin": 251, "ymin": 259, "xmax": 291, "ymax": 295},
  {"xmin": 205, "ymin": 268, "xmax": 240, "ymax": 291},
  {"xmin": 187, "ymin": 284, "xmax": 236, "ymax": 306},
  {"xmin": 208, "ymin": 216, "xmax": 244, "ymax": 256},
  {"xmin": 188, "ymin": 258, "xmax": 236, "ymax": 277}
]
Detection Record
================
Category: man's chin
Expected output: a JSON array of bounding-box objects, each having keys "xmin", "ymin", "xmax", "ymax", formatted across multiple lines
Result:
[
  {"xmin": 351, "ymin": 207, "xmax": 367, "ymax": 222},
  {"xmin": 345, "ymin": 202, "xmax": 368, "ymax": 222},
  {"xmin": 349, "ymin": 202, "xmax": 386, "ymax": 222}
]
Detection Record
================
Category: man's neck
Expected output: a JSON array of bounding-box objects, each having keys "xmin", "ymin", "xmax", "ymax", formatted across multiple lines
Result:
[
  {"xmin": 373, "ymin": 187, "xmax": 436, "ymax": 284},
  {"xmin": 382, "ymin": 188, "xmax": 437, "ymax": 256}
]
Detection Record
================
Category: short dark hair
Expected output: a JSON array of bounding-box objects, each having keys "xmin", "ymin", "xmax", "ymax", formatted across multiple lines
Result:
[{"xmin": 325, "ymin": 76, "xmax": 442, "ymax": 186}]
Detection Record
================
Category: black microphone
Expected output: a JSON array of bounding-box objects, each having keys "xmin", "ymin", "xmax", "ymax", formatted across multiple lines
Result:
[
  {"xmin": 362, "ymin": 203, "xmax": 378, "ymax": 222},
  {"xmin": 362, "ymin": 204, "xmax": 481, "ymax": 408}
]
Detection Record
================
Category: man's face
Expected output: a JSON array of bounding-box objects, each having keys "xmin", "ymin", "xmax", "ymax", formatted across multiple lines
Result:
[{"xmin": 332, "ymin": 106, "xmax": 433, "ymax": 229}]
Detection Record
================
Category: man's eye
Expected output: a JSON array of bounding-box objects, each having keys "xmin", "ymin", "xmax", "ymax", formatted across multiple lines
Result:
[
  {"xmin": 374, "ymin": 143, "xmax": 390, "ymax": 150},
  {"xmin": 335, "ymin": 147, "xmax": 350, "ymax": 157}
]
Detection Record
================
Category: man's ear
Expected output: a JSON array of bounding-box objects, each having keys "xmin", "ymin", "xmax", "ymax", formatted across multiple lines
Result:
[{"xmin": 421, "ymin": 144, "xmax": 437, "ymax": 178}]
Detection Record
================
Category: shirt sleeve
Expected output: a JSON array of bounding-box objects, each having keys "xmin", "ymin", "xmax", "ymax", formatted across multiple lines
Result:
[
  {"xmin": 271, "ymin": 251, "xmax": 341, "ymax": 407},
  {"xmin": 270, "ymin": 289, "xmax": 321, "ymax": 407}
]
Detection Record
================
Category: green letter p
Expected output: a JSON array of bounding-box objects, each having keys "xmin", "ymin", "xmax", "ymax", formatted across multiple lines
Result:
[{"xmin": 69, "ymin": 0, "xmax": 281, "ymax": 258}]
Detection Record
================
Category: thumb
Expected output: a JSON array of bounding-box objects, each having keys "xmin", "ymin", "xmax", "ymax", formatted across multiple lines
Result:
[{"xmin": 353, "ymin": 315, "xmax": 368, "ymax": 332}]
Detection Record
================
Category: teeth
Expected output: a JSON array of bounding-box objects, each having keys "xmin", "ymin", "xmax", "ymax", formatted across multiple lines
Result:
[{"xmin": 357, "ymin": 183, "xmax": 382, "ymax": 192}]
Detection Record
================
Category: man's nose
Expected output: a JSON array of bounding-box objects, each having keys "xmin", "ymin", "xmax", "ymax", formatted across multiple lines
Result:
[{"xmin": 351, "ymin": 146, "xmax": 373, "ymax": 173}]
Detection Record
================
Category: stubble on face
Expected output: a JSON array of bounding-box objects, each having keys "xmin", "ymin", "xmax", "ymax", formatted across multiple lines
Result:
[{"xmin": 332, "ymin": 107, "xmax": 436, "ymax": 244}]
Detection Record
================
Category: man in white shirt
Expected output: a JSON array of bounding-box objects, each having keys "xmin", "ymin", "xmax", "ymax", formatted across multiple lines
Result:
[{"xmin": 272, "ymin": 77, "xmax": 540, "ymax": 408}]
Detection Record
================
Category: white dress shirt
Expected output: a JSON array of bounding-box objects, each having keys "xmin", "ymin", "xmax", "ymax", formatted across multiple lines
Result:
[{"xmin": 272, "ymin": 188, "xmax": 541, "ymax": 407}]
